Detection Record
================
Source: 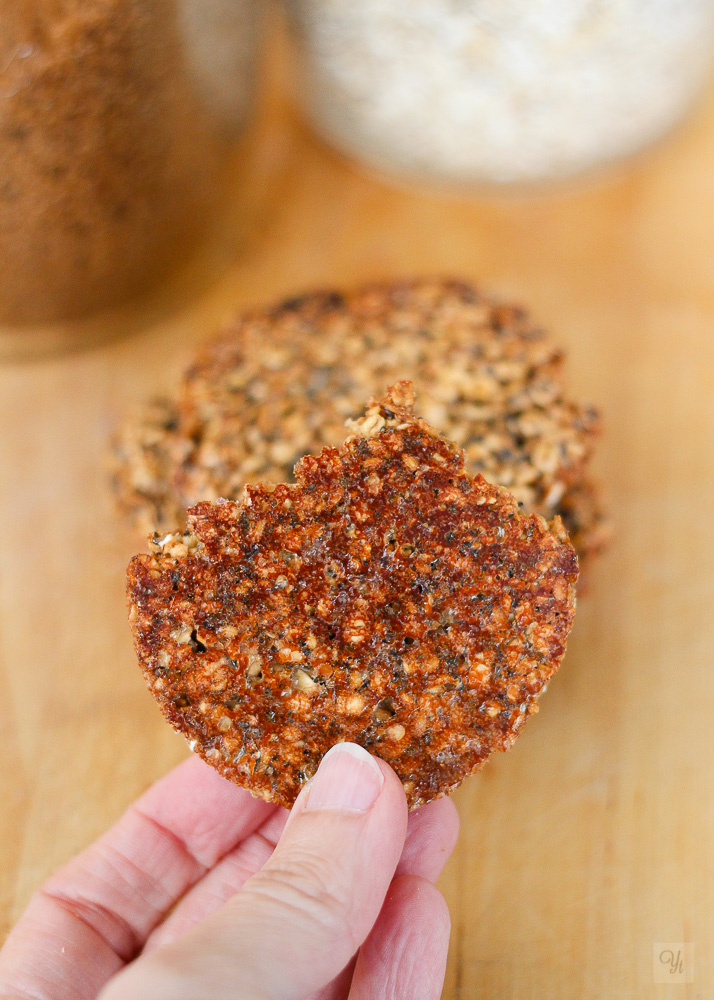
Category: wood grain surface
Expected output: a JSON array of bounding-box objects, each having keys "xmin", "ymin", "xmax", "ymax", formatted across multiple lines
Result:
[{"xmin": 2, "ymin": 20, "xmax": 713, "ymax": 1000}]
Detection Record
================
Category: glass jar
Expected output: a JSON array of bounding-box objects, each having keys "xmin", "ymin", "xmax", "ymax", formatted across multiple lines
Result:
[
  {"xmin": 0, "ymin": 0, "xmax": 262, "ymax": 325},
  {"xmin": 287, "ymin": 0, "xmax": 714, "ymax": 186}
]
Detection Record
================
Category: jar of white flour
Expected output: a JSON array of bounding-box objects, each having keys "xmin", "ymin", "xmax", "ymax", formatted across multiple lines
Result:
[{"xmin": 286, "ymin": 0, "xmax": 714, "ymax": 184}]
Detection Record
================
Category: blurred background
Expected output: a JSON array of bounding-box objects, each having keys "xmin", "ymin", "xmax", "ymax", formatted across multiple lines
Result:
[{"xmin": 2, "ymin": 2, "xmax": 714, "ymax": 996}]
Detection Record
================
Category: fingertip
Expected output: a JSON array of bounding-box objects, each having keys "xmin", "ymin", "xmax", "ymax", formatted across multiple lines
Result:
[
  {"xmin": 387, "ymin": 874, "xmax": 451, "ymax": 932},
  {"xmin": 396, "ymin": 795, "xmax": 460, "ymax": 883},
  {"xmin": 291, "ymin": 745, "xmax": 408, "ymax": 826},
  {"xmin": 134, "ymin": 754, "xmax": 276, "ymax": 869},
  {"xmin": 139, "ymin": 753, "xmax": 239, "ymax": 811},
  {"xmin": 165, "ymin": 753, "xmax": 246, "ymax": 797},
  {"xmin": 258, "ymin": 806, "xmax": 290, "ymax": 843},
  {"xmin": 413, "ymin": 793, "xmax": 460, "ymax": 840},
  {"xmin": 176, "ymin": 751, "xmax": 285, "ymax": 803}
]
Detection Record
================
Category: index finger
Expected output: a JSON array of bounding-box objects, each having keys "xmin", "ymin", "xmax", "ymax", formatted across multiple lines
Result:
[{"xmin": 0, "ymin": 755, "xmax": 275, "ymax": 1000}]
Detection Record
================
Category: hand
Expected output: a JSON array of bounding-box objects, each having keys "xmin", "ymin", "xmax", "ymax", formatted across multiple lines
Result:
[{"xmin": 0, "ymin": 742, "xmax": 458, "ymax": 999}]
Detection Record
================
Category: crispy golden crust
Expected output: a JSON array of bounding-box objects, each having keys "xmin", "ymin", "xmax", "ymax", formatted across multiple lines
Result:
[
  {"xmin": 127, "ymin": 383, "xmax": 578, "ymax": 809},
  {"xmin": 111, "ymin": 278, "xmax": 606, "ymax": 560}
]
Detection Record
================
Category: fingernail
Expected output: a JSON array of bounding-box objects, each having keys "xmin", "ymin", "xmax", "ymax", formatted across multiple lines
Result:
[{"xmin": 305, "ymin": 743, "xmax": 384, "ymax": 814}]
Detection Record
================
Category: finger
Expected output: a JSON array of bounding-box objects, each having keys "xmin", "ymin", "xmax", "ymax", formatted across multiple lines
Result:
[
  {"xmin": 307, "ymin": 796, "xmax": 460, "ymax": 1000},
  {"xmin": 0, "ymin": 756, "xmax": 274, "ymax": 1000},
  {"xmin": 348, "ymin": 875, "xmax": 451, "ymax": 1000},
  {"xmin": 144, "ymin": 807, "xmax": 289, "ymax": 952},
  {"xmin": 395, "ymin": 795, "xmax": 460, "ymax": 882},
  {"xmin": 100, "ymin": 743, "xmax": 409, "ymax": 1000}
]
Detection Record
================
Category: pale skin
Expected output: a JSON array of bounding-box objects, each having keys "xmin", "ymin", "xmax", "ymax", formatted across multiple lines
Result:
[{"xmin": 0, "ymin": 742, "xmax": 459, "ymax": 1000}]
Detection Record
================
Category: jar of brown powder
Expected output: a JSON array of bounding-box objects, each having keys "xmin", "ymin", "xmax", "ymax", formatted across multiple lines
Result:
[{"xmin": 0, "ymin": 0, "xmax": 262, "ymax": 326}]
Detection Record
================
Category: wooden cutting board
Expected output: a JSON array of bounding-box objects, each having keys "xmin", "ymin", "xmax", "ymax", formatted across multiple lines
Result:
[{"xmin": 1, "ymin": 22, "xmax": 713, "ymax": 999}]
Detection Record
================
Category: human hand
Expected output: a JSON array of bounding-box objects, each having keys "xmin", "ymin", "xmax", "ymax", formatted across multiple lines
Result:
[{"xmin": 0, "ymin": 742, "xmax": 458, "ymax": 999}]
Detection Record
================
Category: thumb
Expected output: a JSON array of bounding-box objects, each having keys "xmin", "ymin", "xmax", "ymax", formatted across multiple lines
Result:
[{"xmin": 102, "ymin": 743, "xmax": 409, "ymax": 1000}]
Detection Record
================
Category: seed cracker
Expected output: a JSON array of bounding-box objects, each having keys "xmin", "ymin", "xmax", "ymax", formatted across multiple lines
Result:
[
  {"xmin": 127, "ymin": 382, "xmax": 578, "ymax": 809},
  {"xmin": 111, "ymin": 279, "xmax": 606, "ymax": 561}
]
